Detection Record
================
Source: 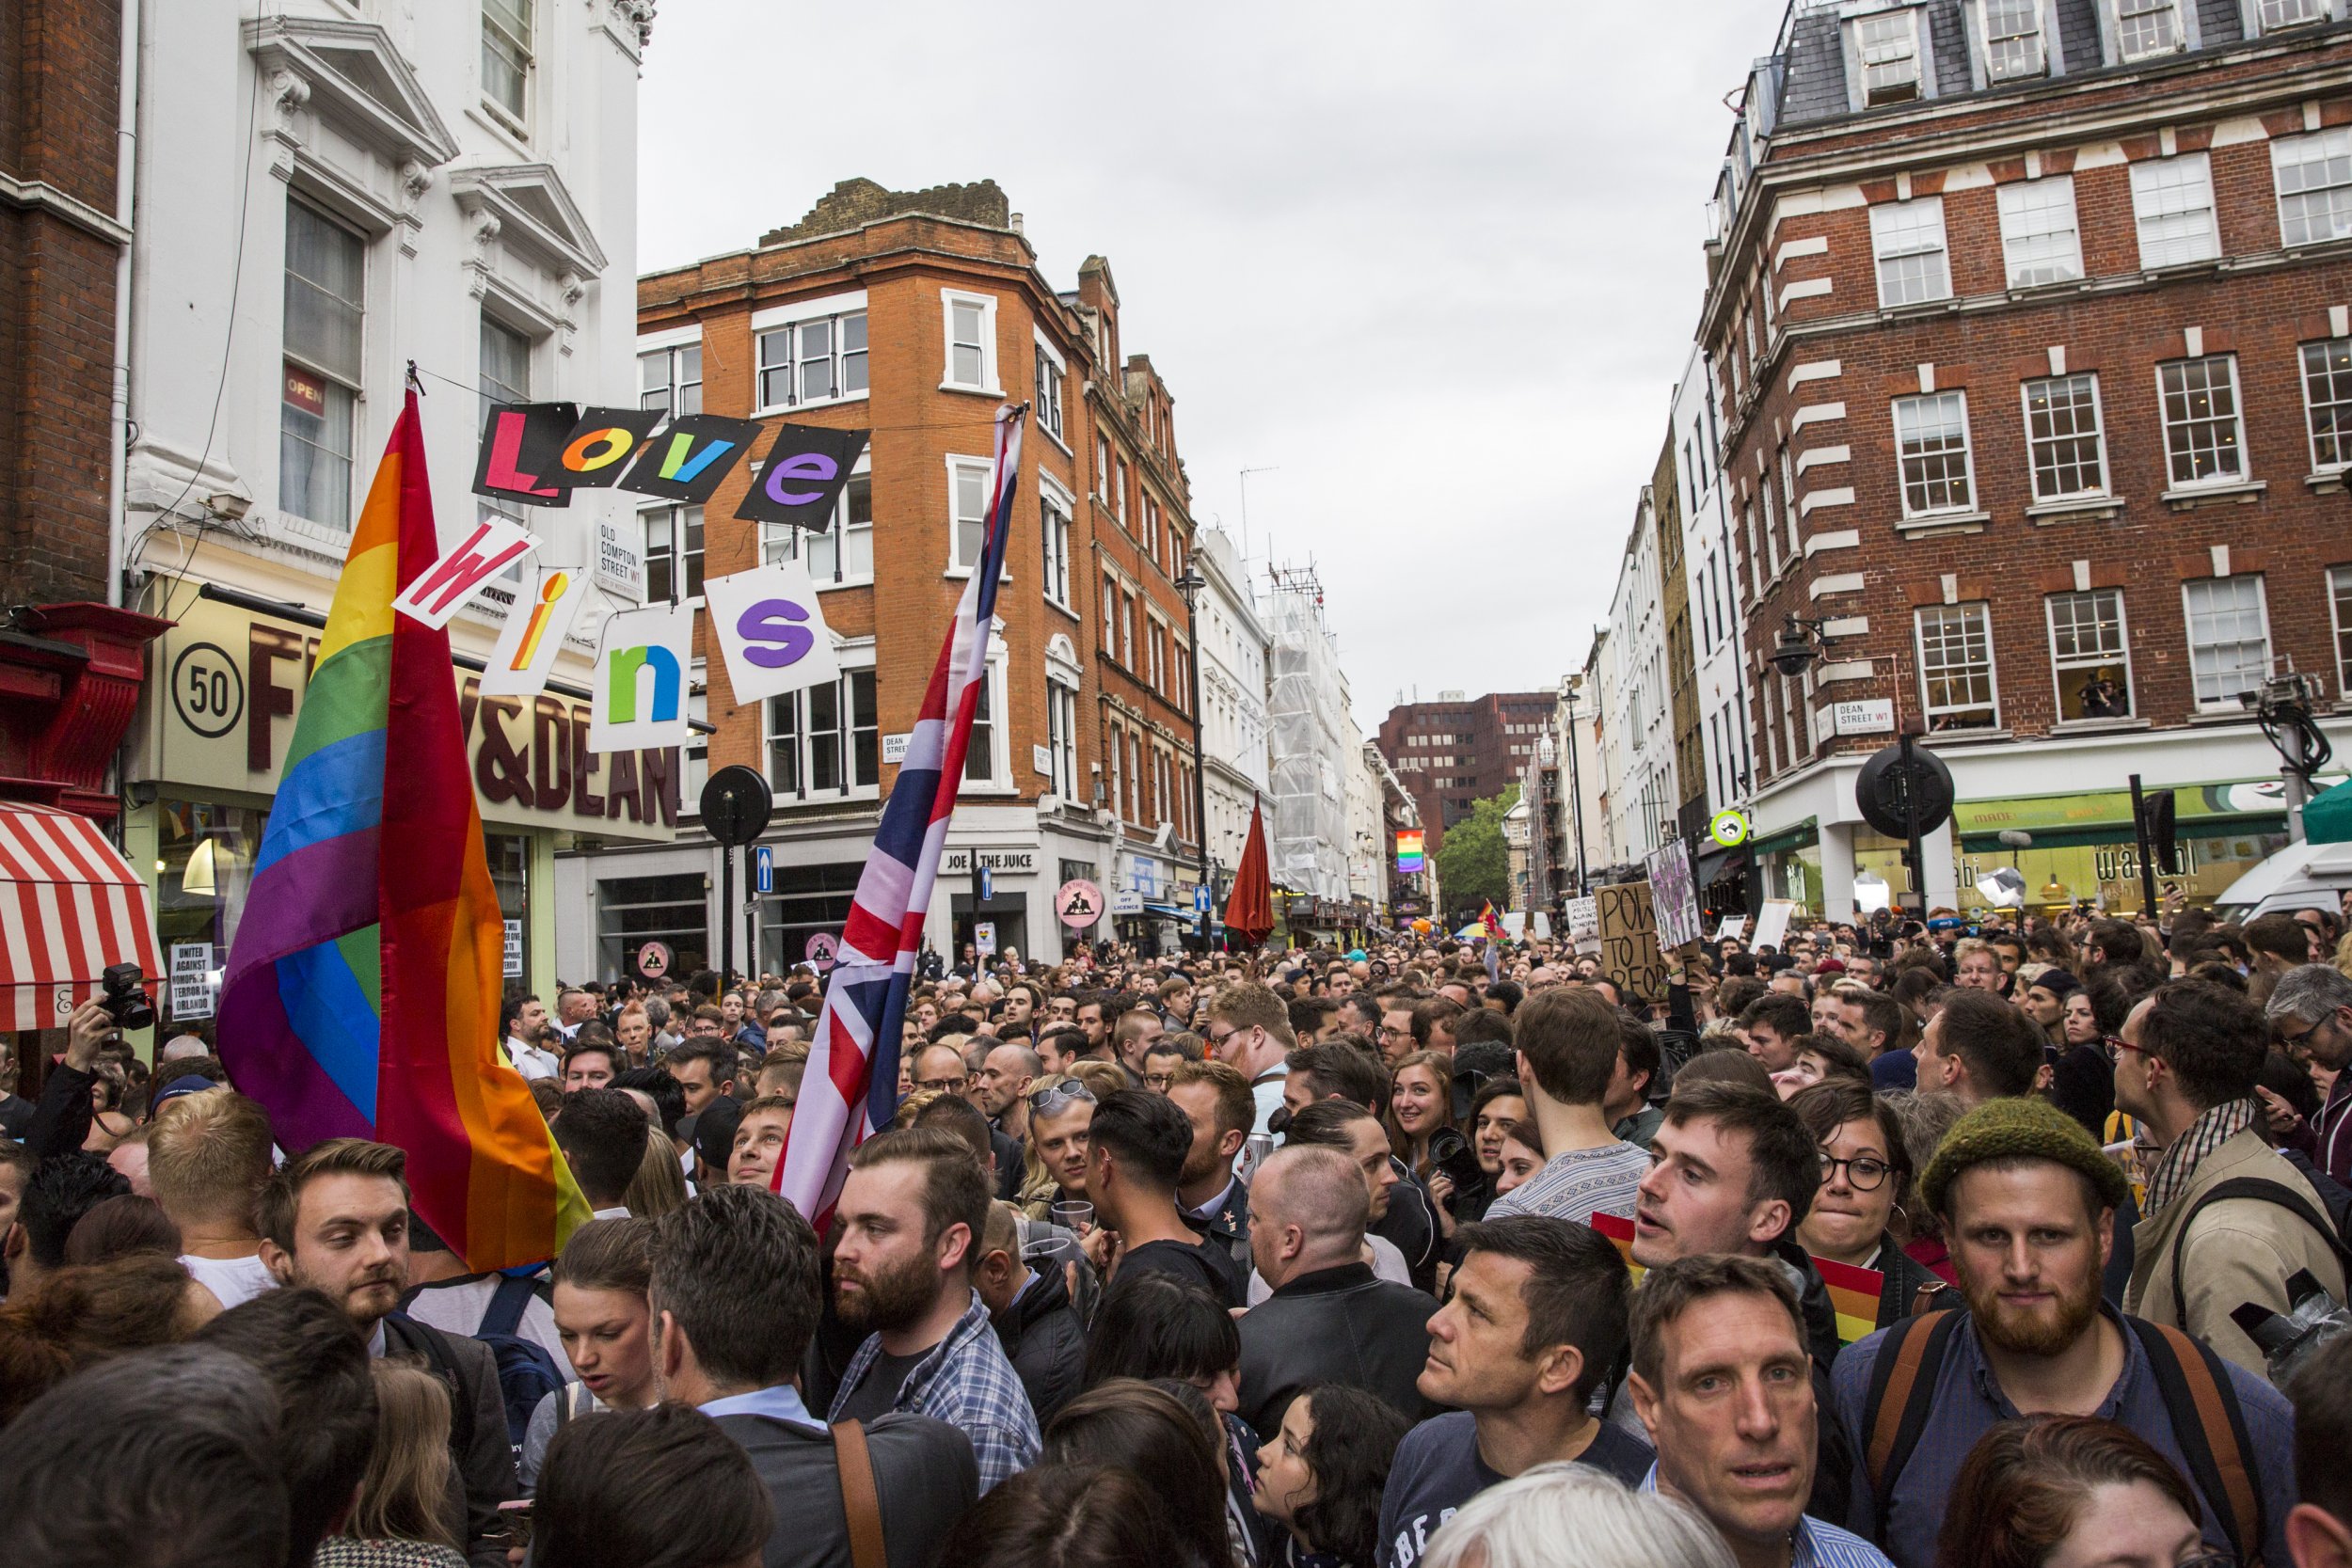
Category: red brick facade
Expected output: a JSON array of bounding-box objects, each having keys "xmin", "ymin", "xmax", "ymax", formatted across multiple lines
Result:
[
  {"xmin": 0, "ymin": 0, "xmax": 123, "ymax": 603},
  {"xmin": 637, "ymin": 182, "xmax": 1199, "ymax": 881},
  {"xmin": 1375, "ymin": 690, "xmax": 1557, "ymax": 854},
  {"xmin": 1704, "ymin": 27, "xmax": 2352, "ymax": 784}
]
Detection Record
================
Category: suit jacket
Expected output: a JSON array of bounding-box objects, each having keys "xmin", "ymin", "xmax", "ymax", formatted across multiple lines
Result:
[
  {"xmin": 2125, "ymin": 1127, "xmax": 2349, "ymax": 1380},
  {"xmin": 993, "ymin": 1263, "xmax": 1088, "ymax": 1427},
  {"xmin": 716, "ymin": 1409, "xmax": 977, "ymax": 1568},
  {"xmin": 1187, "ymin": 1177, "xmax": 1253, "ymax": 1275},
  {"xmin": 380, "ymin": 1314, "xmax": 519, "ymax": 1568},
  {"xmin": 1235, "ymin": 1261, "xmax": 1438, "ymax": 1441}
]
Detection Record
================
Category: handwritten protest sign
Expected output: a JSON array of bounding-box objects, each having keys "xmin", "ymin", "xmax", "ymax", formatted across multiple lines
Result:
[
  {"xmin": 1645, "ymin": 841, "xmax": 1702, "ymax": 951},
  {"xmin": 1597, "ymin": 880, "xmax": 1668, "ymax": 1003}
]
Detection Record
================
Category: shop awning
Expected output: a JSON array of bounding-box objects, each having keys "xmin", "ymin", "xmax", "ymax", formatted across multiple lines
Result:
[{"xmin": 0, "ymin": 802, "xmax": 165, "ymax": 1030}]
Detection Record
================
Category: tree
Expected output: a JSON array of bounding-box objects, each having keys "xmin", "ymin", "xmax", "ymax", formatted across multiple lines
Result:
[{"xmin": 1437, "ymin": 784, "xmax": 1518, "ymax": 922}]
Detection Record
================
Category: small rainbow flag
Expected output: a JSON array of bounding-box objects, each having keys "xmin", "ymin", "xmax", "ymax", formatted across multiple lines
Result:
[
  {"xmin": 1810, "ymin": 1254, "xmax": 1884, "ymax": 1345},
  {"xmin": 1591, "ymin": 1211, "xmax": 1645, "ymax": 1286},
  {"xmin": 220, "ymin": 389, "xmax": 588, "ymax": 1270}
]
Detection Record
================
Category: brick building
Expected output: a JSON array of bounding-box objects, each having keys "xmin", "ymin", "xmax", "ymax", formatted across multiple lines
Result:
[
  {"xmin": 1375, "ymin": 689, "xmax": 1558, "ymax": 855},
  {"xmin": 0, "ymin": 0, "xmax": 166, "ymax": 824},
  {"xmin": 1700, "ymin": 0, "xmax": 2352, "ymax": 921},
  {"xmin": 598, "ymin": 180, "xmax": 1204, "ymax": 971}
]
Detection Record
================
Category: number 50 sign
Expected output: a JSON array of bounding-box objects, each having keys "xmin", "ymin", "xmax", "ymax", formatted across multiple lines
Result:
[{"xmin": 701, "ymin": 561, "xmax": 839, "ymax": 705}]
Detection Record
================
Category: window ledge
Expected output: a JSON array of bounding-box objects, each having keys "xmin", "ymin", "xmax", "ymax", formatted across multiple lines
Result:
[
  {"xmin": 749, "ymin": 393, "xmax": 869, "ymax": 420},
  {"xmin": 942, "ymin": 569, "xmax": 1013, "ymax": 583},
  {"xmin": 2048, "ymin": 717, "xmax": 2151, "ymax": 736},
  {"xmin": 939, "ymin": 381, "xmax": 1009, "ymax": 399},
  {"xmin": 2184, "ymin": 708, "xmax": 2257, "ymax": 726},
  {"xmin": 1875, "ymin": 296, "xmax": 1963, "ymax": 324},
  {"xmin": 2305, "ymin": 469, "xmax": 2351, "ymax": 495},
  {"xmin": 2026, "ymin": 496, "xmax": 2126, "ymax": 523},
  {"xmin": 2004, "ymin": 277, "xmax": 2090, "ymax": 302},
  {"xmin": 1041, "ymin": 426, "xmax": 1074, "ymax": 460},
  {"xmin": 1046, "ymin": 597, "xmax": 1082, "ymax": 624},
  {"xmin": 1894, "ymin": 509, "xmax": 1992, "ymax": 536},
  {"xmin": 1922, "ymin": 726, "xmax": 2013, "ymax": 746},
  {"xmin": 2160, "ymin": 480, "xmax": 2265, "ymax": 510}
]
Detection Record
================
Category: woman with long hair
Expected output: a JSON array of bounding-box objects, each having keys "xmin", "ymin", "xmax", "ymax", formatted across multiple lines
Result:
[
  {"xmin": 1045, "ymin": 1380, "xmax": 1237, "ymax": 1568},
  {"xmin": 1082, "ymin": 1275, "xmax": 1260, "ymax": 1560},
  {"xmin": 1454, "ymin": 1076, "xmax": 1530, "ymax": 1227},
  {"xmin": 1386, "ymin": 1052, "xmax": 1455, "ymax": 1183},
  {"xmin": 321, "ymin": 1362, "xmax": 465, "ymax": 1566},
  {"xmin": 621, "ymin": 1127, "xmax": 688, "ymax": 1219},
  {"xmin": 1251, "ymin": 1386, "xmax": 1414, "ymax": 1568},
  {"xmin": 1934, "ymin": 1416, "xmax": 2216, "ymax": 1568}
]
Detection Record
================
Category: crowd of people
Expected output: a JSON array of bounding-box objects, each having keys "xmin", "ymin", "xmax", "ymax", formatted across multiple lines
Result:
[{"xmin": 7, "ymin": 897, "xmax": 2352, "ymax": 1568}]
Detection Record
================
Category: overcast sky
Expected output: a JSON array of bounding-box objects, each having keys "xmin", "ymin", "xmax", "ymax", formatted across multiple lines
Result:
[{"xmin": 639, "ymin": 2, "xmax": 1776, "ymax": 735}]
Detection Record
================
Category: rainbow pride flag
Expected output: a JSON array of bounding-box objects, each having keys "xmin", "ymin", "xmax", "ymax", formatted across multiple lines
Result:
[
  {"xmin": 220, "ymin": 390, "xmax": 586, "ymax": 1270},
  {"xmin": 1810, "ymin": 1255, "xmax": 1884, "ymax": 1345},
  {"xmin": 1590, "ymin": 1211, "xmax": 1645, "ymax": 1285}
]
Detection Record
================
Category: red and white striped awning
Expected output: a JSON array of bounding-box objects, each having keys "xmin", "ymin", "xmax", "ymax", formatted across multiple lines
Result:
[{"xmin": 0, "ymin": 802, "xmax": 165, "ymax": 1031}]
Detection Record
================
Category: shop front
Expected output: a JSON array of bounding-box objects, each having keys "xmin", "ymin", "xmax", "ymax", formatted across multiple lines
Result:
[{"xmin": 132, "ymin": 595, "xmax": 679, "ymax": 1022}]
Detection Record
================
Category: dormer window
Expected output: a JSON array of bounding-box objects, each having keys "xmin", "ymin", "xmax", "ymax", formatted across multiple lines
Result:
[
  {"xmin": 1857, "ymin": 11, "xmax": 1924, "ymax": 104},
  {"xmin": 1981, "ymin": 0, "xmax": 2047, "ymax": 79},
  {"xmin": 2253, "ymin": 0, "xmax": 2330, "ymax": 31},
  {"xmin": 2111, "ymin": 0, "xmax": 2185, "ymax": 60}
]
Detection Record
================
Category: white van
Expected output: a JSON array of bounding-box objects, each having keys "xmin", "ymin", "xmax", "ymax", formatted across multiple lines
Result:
[{"xmin": 2214, "ymin": 839, "xmax": 2352, "ymax": 923}]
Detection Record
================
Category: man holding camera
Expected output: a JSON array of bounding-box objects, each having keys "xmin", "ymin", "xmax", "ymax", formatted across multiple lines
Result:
[{"xmin": 1483, "ymin": 988, "xmax": 1647, "ymax": 1224}]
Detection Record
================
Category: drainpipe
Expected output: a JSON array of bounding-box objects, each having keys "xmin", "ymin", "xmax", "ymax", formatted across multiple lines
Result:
[{"xmin": 104, "ymin": 0, "xmax": 143, "ymax": 608}]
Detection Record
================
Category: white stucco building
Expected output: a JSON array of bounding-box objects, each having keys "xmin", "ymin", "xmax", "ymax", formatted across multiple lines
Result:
[
  {"xmin": 1192, "ymin": 527, "xmax": 1270, "ymax": 897},
  {"xmin": 1601, "ymin": 490, "xmax": 1677, "ymax": 867},
  {"xmin": 120, "ymin": 1, "xmax": 663, "ymax": 1006}
]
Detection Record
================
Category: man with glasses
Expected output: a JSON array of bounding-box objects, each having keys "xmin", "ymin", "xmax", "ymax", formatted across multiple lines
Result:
[
  {"xmin": 911, "ymin": 1043, "xmax": 973, "ymax": 1099},
  {"xmin": 2115, "ymin": 979, "xmax": 2345, "ymax": 1379},
  {"xmin": 1207, "ymin": 981, "xmax": 1295, "ymax": 1142},
  {"xmin": 1377, "ymin": 996, "xmax": 1421, "ymax": 1068},
  {"xmin": 2268, "ymin": 963, "xmax": 2352, "ymax": 1183}
]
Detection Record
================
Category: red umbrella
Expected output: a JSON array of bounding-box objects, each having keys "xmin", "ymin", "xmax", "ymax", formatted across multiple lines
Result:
[{"xmin": 1223, "ymin": 800, "xmax": 1275, "ymax": 947}]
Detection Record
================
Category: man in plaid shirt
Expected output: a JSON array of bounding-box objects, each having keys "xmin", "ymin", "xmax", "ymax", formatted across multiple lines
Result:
[{"xmin": 826, "ymin": 1125, "xmax": 1041, "ymax": 1491}]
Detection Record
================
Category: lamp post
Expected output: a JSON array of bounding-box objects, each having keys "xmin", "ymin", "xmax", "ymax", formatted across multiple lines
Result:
[{"xmin": 1175, "ymin": 562, "xmax": 1215, "ymax": 957}]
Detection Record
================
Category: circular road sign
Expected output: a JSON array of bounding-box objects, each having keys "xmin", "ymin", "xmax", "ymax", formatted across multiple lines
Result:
[
  {"xmin": 699, "ymin": 765, "xmax": 774, "ymax": 848},
  {"xmin": 1708, "ymin": 809, "xmax": 1751, "ymax": 849},
  {"xmin": 1854, "ymin": 742, "xmax": 1957, "ymax": 840},
  {"xmin": 634, "ymin": 941, "xmax": 673, "ymax": 981},
  {"xmin": 1056, "ymin": 879, "xmax": 1106, "ymax": 929}
]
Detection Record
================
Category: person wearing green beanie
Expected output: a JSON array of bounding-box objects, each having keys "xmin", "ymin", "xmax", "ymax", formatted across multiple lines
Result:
[{"xmin": 1833, "ymin": 1092, "xmax": 2296, "ymax": 1568}]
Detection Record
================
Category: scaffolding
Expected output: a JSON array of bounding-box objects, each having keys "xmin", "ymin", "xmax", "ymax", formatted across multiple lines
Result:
[{"xmin": 1266, "ymin": 564, "xmax": 1352, "ymax": 904}]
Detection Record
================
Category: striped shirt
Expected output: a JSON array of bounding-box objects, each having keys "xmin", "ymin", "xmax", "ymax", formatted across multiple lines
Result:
[
  {"xmin": 1483, "ymin": 1139, "xmax": 1648, "ymax": 1224},
  {"xmin": 1639, "ymin": 1465, "xmax": 1895, "ymax": 1567},
  {"xmin": 2142, "ymin": 1097, "xmax": 2258, "ymax": 1218}
]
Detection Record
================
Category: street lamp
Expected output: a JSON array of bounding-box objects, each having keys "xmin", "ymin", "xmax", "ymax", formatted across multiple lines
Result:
[
  {"xmin": 1769, "ymin": 614, "xmax": 1839, "ymax": 679},
  {"xmin": 1175, "ymin": 561, "xmax": 1215, "ymax": 957}
]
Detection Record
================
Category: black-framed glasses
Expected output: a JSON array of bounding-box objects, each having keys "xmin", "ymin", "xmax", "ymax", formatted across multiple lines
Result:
[
  {"xmin": 1820, "ymin": 1151, "xmax": 1893, "ymax": 1191},
  {"xmin": 1027, "ymin": 1081, "xmax": 1096, "ymax": 1116}
]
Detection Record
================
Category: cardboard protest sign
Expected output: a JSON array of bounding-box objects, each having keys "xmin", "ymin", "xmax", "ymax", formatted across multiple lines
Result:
[
  {"xmin": 1645, "ymin": 840, "xmax": 1703, "ymax": 951},
  {"xmin": 700, "ymin": 560, "xmax": 840, "ymax": 706},
  {"xmin": 480, "ymin": 562, "xmax": 592, "ymax": 698},
  {"xmin": 1597, "ymin": 880, "xmax": 1668, "ymax": 1003},
  {"xmin": 1751, "ymin": 899, "xmax": 1799, "ymax": 953},
  {"xmin": 733, "ymin": 424, "xmax": 871, "ymax": 530},
  {"xmin": 473, "ymin": 402, "xmax": 579, "ymax": 507},
  {"xmin": 618, "ymin": 413, "xmax": 763, "ymax": 503},
  {"xmin": 544, "ymin": 407, "xmax": 666, "ymax": 490},
  {"xmin": 589, "ymin": 603, "xmax": 694, "ymax": 752},
  {"xmin": 391, "ymin": 515, "xmax": 540, "ymax": 630}
]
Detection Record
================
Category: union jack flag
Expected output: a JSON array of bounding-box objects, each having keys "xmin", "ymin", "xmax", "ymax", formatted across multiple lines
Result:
[{"xmin": 774, "ymin": 404, "xmax": 1025, "ymax": 1226}]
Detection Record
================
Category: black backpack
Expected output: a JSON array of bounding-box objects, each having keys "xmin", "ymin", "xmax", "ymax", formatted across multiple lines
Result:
[{"xmin": 476, "ymin": 1274, "xmax": 567, "ymax": 1453}]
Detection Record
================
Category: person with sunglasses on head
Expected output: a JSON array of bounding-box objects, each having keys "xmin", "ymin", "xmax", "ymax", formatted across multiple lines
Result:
[{"xmin": 1018, "ymin": 1075, "xmax": 1097, "ymax": 1221}]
